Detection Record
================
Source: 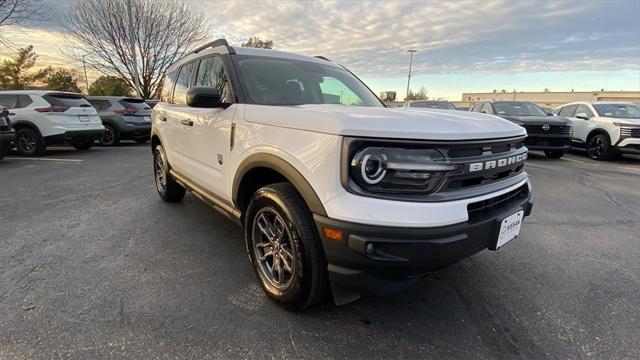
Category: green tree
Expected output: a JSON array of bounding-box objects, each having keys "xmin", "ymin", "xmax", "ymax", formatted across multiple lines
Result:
[
  {"xmin": 0, "ymin": 45, "xmax": 49, "ymax": 90},
  {"xmin": 241, "ymin": 36, "xmax": 274, "ymax": 49},
  {"xmin": 44, "ymin": 68, "xmax": 82, "ymax": 92},
  {"xmin": 88, "ymin": 75, "xmax": 131, "ymax": 96}
]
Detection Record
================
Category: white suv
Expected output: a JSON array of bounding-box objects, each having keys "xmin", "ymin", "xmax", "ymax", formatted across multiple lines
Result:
[
  {"xmin": 151, "ymin": 40, "xmax": 534, "ymax": 309},
  {"xmin": 0, "ymin": 90, "xmax": 104, "ymax": 155},
  {"xmin": 554, "ymin": 101, "xmax": 640, "ymax": 160}
]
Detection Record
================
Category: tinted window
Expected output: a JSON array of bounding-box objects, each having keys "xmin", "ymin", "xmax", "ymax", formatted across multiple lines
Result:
[
  {"xmin": 196, "ymin": 56, "xmax": 234, "ymax": 103},
  {"xmin": 43, "ymin": 93, "xmax": 91, "ymax": 108},
  {"xmin": 120, "ymin": 98, "xmax": 150, "ymax": 110},
  {"xmin": 173, "ymin": 63, "xmax": 195, "ymax": 105},
  {"xmin": 559, "ymin": 104, "xmax": 578, "ymax": 117},
  {"xmin": 493, "ymin": 102, "xmax": 546, "ymax": 116},
  {"xmin": 0, "ymin": 94, "xmax": 18, "ymax": 109},
  {"xmin": 161, "ymin": 71, "xmax": 177, "ymax": 102},
  {"xmin": 470, "ymin": 103, "xmax": 482, "ymax": 112},
  {"xmin": 593, "ymin": 103, "xmax": 640, "ymax": 119},
  {"xmin": 88, "ymin": 100, "xmax": 111, "ymax": 111},
  {"xmin": 575, "ymin": 104, "xmax": 594, "ymax": 118},
  {"xmin": 18, "ymin": 95, "xmax": 32, "ymax": 108},
  {"xmin": 236, "ymin": 55, "xmax": 382, "ymax": 107},
  {"xmin": 411, "ymin": 101, "xmax": 456, "ymax": 109}
]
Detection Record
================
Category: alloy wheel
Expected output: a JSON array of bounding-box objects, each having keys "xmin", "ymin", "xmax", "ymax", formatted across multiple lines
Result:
[
  {"xmin": 154, "ymin": 152, "xmax": 167, "ymax": 193},
  {"xmin": 251, "ymin": 208, "xmax": 297, "ymax": 290},
  {"xmin": 17, "ymin": 132, "xmax": 36, "ymax": 154},
  {"xmin": 101, "ymin": 127, "xmax": 115, "ymax": 146},
  {"xmin": 588, "ymin": 136, "xmax": 605, "ymax": 159}
]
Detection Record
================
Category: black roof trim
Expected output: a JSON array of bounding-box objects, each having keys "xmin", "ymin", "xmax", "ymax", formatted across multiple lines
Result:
[
  {"xmin": 191, "ymin": 39, "xmax": 236, "ymax": 55},
  {"xmin": 314, "ymin": 55, "xmax": 332, "ymax": 62}
]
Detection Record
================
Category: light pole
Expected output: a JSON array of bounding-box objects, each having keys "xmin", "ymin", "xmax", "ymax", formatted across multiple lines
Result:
[
  {"xmin": 82, "ymin": 54, "xmax": 89, "ymax": 94},
  {"xmin": 126, "ymin": 0, "xmax": 142, "ymax": 98},
  {"xmin": 405, "ymin": 49, "xmax": 417, "ymax": 101}
]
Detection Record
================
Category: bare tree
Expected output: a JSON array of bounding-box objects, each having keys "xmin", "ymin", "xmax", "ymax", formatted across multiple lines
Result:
[
  {"xmin": 242, "ymin": 36, "xmax": 273, "ymax": 49},
  {"xmin": 64, "ymin": 0, "xmax": 209, "ymax": 98},
  {"xmin": 0, "ymin": 0, "xmax": 49, "ymax": 45}
]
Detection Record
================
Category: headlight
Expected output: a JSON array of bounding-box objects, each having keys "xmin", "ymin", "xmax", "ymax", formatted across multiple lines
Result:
[{"xmin": 349, "ymin": 146, "xmax": 460, "ymax": 194}]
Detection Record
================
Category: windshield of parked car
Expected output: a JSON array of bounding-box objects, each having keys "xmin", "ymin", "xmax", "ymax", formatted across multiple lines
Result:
[
  {"xmin": 493, "ymin": 102, "xmax": 547, "ymax": 116},
  {"xmin": 411, "ymin": 101, "xmax": 456, "ymax": 110},
  {"xmin": 593, "ymin": 103, "xmax": 640, "ymax": 119},
  {"xmin": 235, "ymin": 55, "xmax": 383, "ymax": 107}
]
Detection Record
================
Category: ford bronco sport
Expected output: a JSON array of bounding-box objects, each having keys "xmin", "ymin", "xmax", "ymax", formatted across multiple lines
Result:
[{"xmin": 151, "ymin": 39, "xmax": 534, "ymax": 310}]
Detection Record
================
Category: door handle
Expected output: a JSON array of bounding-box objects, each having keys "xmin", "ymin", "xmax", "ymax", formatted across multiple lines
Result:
[{"xmin": 180, "ymin": 119, "xmax": 193, "ymax": 126}]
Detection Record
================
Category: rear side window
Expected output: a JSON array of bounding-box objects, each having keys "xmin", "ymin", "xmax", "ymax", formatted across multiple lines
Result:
[
  {"xmin": 119, "ymin": 98, "xmax": 150, "ymax": 110},
  {"xmin": 43, "ymin": 93, "xmax": 91, "ymax": 108},
  {"xmin": 173, "ymin": 62, "xmax": 196, "ymax": 105},
  {"xmin": 559, "ymin": 104, "xmax": 577, "ymax": 117},
  {"xmin": 0, "ymin": 94, "xmax": 18, "ymax": 109},
  {"xmin": 161, "ymin": 71, "xmax": 177, "ymax": 102}
]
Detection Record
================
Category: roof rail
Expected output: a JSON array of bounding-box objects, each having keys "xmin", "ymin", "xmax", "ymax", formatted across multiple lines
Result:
[
  {"xmin": 314, "ymin": 55, "xmax": 331, "ymax": 62},
  {"xmin": 191, "ymin": 39, "xmax": 236, "ymax": 55}
]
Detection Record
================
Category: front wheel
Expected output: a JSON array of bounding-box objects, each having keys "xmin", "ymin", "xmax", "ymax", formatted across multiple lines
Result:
[
  {"xmin": 544, "ymin": 150, "xmax": 565, "ymax": 159},
  {"xmin": 245, "ymin": 183, "xmax": 328, "ymax": 310},
  {"xmin": 587, "ymin": 134, "xmax": 612, "ymax": 160},
  {"xmin": 153, "ymin": 145, "xmax": 185, "ymax": 202}
]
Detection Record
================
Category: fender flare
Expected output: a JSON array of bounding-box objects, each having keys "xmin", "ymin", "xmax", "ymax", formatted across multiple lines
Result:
[{"xmin": 232, "ymin": 153, "xmax": 327, "ymax": 216}]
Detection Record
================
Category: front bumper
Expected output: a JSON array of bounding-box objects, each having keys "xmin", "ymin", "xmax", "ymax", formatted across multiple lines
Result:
[
  {"xmin": 616, "ymin": 138, "xmax": 640, "ymax": 155},
  {"xmin": 44, "ymin": 129, "xmax": 105, "ymax": 145},
  {"xmin": 314, "ymin": 183, "xmax": 533, "ymax": 303},
  {"xmin": 524, "ymin": 135, "xmax": 571, "ymax": 151}
]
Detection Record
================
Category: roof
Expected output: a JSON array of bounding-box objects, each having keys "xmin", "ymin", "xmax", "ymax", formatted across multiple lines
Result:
[
  {"xmin": 0, "ymin": 90, "xmax": 83, "ymax": 96},
  {"xmin": 86, "ymin": 96, "xmax": 131, "ymax": 101}
]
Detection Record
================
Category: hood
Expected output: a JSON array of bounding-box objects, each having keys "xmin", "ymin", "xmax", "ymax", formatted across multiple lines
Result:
[
  {"xmin": 244, "ymin": 104, "xmax": 525, "ymax": 140},
  {"xmin": 600, "ymin": 117, "xmax": 640, "ymax": 125},
  {"xmin": 499, "ymin": 115, "xmax": 571, "ymax": 126}
]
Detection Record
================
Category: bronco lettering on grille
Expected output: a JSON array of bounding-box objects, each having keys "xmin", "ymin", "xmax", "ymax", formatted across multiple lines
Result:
[{"xmin": 469, "ymin": 152, "xmax": 528, "ymax": 172}]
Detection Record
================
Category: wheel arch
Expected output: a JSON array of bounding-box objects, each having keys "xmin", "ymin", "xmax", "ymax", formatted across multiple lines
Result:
[
  {"xmin": 587, "ymin": 128, "xmax": 611, "ymax": 143},
  {"xmin": 233, "ymin": 153, "xmax": 327, "ymax": 218},
  {"xmin": 11, "ymin": 120, "xmax": 43, "ymax": 138},
  {"xmin": 150, "ymin": 129, "xmax": 162, "ymax": 153}
]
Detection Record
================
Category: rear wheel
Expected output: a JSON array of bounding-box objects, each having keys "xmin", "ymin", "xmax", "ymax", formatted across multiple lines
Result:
[
  {"xmin": 72, "ymin": 141, "xmax": 94, "ymax": 150},
  {"xmin": 544, "ymin": 150, "xmax": 565, "ymax": 159},
  {"xmin": 153, "ymin": 145, "xmax": 185, "ymax": 202},
  {"xmin": 245, "ymin": 183, "xmax": 328, "ymax": 310},
  {"xmin": 587, "ymin": 134, "xmax": 612, "ymax": 160},
  {"xmin": 15, "ymin": 128, "xmax": 45, "ymax": 156},
  {"xmin": 99, "ymin": 125, "xmax": 119, "ymax": 146}
]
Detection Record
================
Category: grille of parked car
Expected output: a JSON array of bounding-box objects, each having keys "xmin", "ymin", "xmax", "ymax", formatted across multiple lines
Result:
[
  {"xmin": 467, "ymin": 183, "xmax": 530, "ymax": 222},
  {"xmin": 620, "ymin": 127, "xmax": 640, "ymax": 138},
  {"xmin": 523, "ymin": 124, "xmax": 572, "ymax": 135}
]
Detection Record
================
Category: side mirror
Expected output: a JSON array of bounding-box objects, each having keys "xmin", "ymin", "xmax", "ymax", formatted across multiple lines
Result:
[
  {"xmin": 186, "ymin": 86, "xmax": 223, "ymax": 108},
  {"xmin": 575, "ymin": 112, "xmax": 589, "ymax": 120}
]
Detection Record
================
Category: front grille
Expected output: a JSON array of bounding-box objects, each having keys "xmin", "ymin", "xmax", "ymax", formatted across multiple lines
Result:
[
  {"xmin": 467, "ymin": 184, "xmax": 529, "ymax": 222},
  {"xmin": 620, "ymin": 127, "xmax": 640, "ymax": 138},
  {"xmin": 523, "ymin": 124, "xmax": 571, "ymax": 135}
]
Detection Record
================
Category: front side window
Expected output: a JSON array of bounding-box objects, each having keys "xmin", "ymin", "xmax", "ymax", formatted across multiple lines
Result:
[
  {"xmin": 172, "ymin": 62, "xmax": 195, "ymax": 105},
  {"xmin": 575, "ymin": 104, "xmax": 594, "ymax": 118},
  {"xmin": 493, "ymin": 102, "xmax": 546, "ymax": 116},
  {"xmin": 559, "ymin": 105, "xmax": 577, "ymax": 117},
  {"xmin": 593, "ymin": 103, "xmax": 640, "ymax": 119},
  {"xmin": 195, "ymin": 56, "xmax": 233, "ymax": 103},
  {"xmin": 235, "ymin": 55, "xmax": 382, "ymax": 107}
]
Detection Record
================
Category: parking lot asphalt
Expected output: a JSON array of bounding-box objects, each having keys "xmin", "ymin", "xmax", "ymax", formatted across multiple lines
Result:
[{"xmin": 1, "ymin": 144, "xmax": 639, "ymax": 360}]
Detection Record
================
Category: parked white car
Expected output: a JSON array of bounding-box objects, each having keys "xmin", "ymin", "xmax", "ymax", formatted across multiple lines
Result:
[
  {"xmin": 151, "ymin": 39, "xmax": 533, "ymax": 309},
  {"xmin": 0, "ymin": 90, "xmax": 104, "ymax": 155},
  {"xmin": 554, "ymin": 101, "xmax": 640, "ymax": 160}
]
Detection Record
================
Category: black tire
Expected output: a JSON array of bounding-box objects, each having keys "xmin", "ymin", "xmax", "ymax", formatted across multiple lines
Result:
[
  {"xmin": 99, "ymin": 124, "xmax": 120, "ymax": 146},
  {"xmin": 135, "ymin": 138, "xmax": 148, "ymax": 144},
  {"xmin": 15, "ymin": 128, "xmax": 45, "ymax": 156},
  {"xmin": 544, "ymin": 150, "xmax": 565, "ymax": 159},
  {"xmin": 245, "ymin": 183, "xmax": 328, "ymax": 310},
  {"xmin": 72, "ymin": 141, "xmax": 94, "ymax": 150},
  {"xmin": 587, "ymin": 133, "xmax": 612, "ymax": 160},
  {"xmin": 153, "ymin": 145, "xmax": 185, "ymax": 202}
]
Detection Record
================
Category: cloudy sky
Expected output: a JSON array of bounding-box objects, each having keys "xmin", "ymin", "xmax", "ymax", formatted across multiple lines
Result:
[{"xmin": 1, "ymin": 0, "xmax": 639, "ymax": 99}]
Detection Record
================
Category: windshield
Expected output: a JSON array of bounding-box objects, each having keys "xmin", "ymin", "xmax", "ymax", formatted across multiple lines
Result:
[
  {"xmin": 593, "ymin": 103, "xmax": 640, "ymax": 119},
  {"xmin": 234, "ymin": 55, "xmax": 383, "ymax": 107},
  {"xmin": 493, "ymin": 102, "xmax": 546, "ymax": 116},
  {"xmin": 412, "ymin": 101, "xmax": 455, "ymax": 110}
]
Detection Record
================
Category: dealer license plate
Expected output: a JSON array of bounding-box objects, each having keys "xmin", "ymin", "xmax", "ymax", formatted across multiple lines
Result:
[
  {"xmin": 78, "ymin": 115, "xmax": 89, "ymax": 122},
  {"xmin": 496, "ymin": 210, "xmax": 524, "ymax": 248}
]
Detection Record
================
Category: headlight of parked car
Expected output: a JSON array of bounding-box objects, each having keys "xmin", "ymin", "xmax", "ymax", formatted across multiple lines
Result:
[{"xmin": 347, "ymin": 145, "xmax": 460, "ymax": 195}]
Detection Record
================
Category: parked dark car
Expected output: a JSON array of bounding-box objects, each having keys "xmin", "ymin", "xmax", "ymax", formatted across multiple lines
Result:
[
  {"xmin": 0, "ymin": 106, "xmax": 15, "ymax": 159},
  {"xmin": 86, "ymin": 96, "xmax": 151, "ymax": 146},
  {"xmin": 404, "ymin": 100, "xmax": 457, "ymax": 110},
  {"xmin": 470, "ymin": 100, "xmax": 572, "ymax": 158}
]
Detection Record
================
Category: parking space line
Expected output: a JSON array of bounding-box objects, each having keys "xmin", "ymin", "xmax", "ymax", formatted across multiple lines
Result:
[
  {"xmin": 4, "ymin": 157, "xmax": 84, "ymax": 162},
  {"xmin": 560, "ymin": 157, "xmax": 586, "ymax": 164}
]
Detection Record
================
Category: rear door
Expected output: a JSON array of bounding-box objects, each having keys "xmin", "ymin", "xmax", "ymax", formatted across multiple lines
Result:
[{"xmin": 183, "ymin": 54, "xmax": 238, "ymax": 200}]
